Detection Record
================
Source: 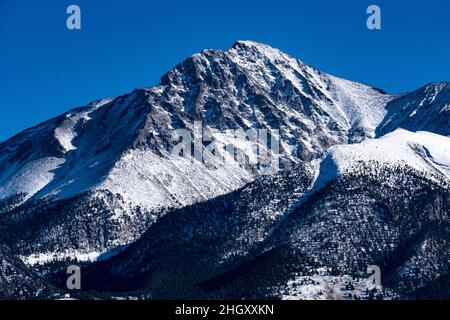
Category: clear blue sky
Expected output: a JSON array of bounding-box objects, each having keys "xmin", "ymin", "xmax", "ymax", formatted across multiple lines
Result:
[{"xmin": 0, "ymin": 0, "xmax": 448, "ymax": 141}]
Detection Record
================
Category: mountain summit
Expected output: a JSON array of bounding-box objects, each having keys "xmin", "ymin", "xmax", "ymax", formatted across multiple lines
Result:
[
  {"xmin": 0, "ymin": 41, "xmax": 395, "ymax": 209},
  {"xmin": 0, "ymin": 42, "xmax": 449, "ymax": 293}
]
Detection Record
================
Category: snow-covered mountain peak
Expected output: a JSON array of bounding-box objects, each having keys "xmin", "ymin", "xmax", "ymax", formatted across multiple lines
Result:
[
  {"xmin": 1, "ymin": 42, "xmax": 449, "ymax": 281},
  {"xmin": 230, "ymin": 40, "xmax": 303, "ymax": 63},
  {"xmin": 161, "ymin": 41, "xmax": 393, "ymax": 151},
  {"xmin": 232, "ymin": 40, "xmax": 274, "ymax": 49},
  {"xmin": 0, "ymin": 41, "xmax": 448, "ymax": 213},
  {"xmin": 227, "ymin": 41, "xmax": 394, "ymax": 139}
]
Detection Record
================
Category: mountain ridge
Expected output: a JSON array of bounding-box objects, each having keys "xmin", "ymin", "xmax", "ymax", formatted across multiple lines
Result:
[{"xmin": 0, "ymin": 40, "xmax": 395, "ymax": 210}]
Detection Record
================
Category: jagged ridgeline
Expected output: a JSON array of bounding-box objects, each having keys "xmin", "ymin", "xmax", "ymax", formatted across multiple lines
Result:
[{"xmin": 0, "ymin": 41, "xmax": 449, "ymax": 300}]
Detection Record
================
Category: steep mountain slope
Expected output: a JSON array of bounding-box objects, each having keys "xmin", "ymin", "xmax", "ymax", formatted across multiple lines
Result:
[
  {"xmin": 0, "ymin": 41, "xmax": 393, "ymax": 211},
  {"xmin": 376, "ymin": 82, "xmax": 450, "ymax": 137},
  {"xmin": 0, "ymin": 99, "xmax": 111, "ymax": 206},
  {"xmin": 0, "ymin": 190, "xmax": 163, "ymax": 262},
  {"xmin": 72, "ymin": 164, "xmax": 318, "ymax": 296},
  {"xmin": 77, "ymin": 130, "xmax": 450, "ymax": 299}
]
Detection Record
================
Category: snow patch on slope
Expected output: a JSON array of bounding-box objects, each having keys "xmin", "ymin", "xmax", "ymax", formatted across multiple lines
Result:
[
  {"xmin": 314, "ymin": 129, "xmax": 450, "ymax": 190},
  {"xmin": 21, "ymin": 251, "xmax": 101, "ymax": 266},
  {"xmin": 54, "ymin": 99, "xmax": 111, "ymax": 152},
  {"xmin": 0, "ymin": 157, "xmax": 65, "ymax": 201},
  {"xmin": 99, "ymin": 149, "xmax": 253, "ymax": 208},
  {"xmin": 327, "ymin": 76, "xmax": 396, "ymax": 133}
]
